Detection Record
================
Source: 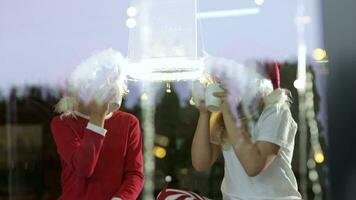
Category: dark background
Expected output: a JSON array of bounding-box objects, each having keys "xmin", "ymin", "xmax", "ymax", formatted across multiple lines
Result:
[{"xmin": 323, "ymin": 0, "xmax": 356, "ymax": 199}]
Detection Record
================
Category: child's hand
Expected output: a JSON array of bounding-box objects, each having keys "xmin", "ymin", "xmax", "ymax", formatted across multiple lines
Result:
[
  {"xmin": 213, "ymin": 88, "xmax": 230, "ymax": 114},
  {"xmin": 88, "ymin": 99, "xmax": 110, "ymax": 118},
  {"xmin": 88, "ymin": 89, "xmax": 115, "ymax": 126},
  {"xmin": 198, "ymin": 100, "xmax": 209, "ymax": 114}
]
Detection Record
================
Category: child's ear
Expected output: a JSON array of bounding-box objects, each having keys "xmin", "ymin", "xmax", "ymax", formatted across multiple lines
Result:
[{"xmin": 108, "ymin": 103, "xmax": 121, "ymax": 113}]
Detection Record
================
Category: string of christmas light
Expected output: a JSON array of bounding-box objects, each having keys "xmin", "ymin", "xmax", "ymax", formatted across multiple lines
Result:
[
  {"xmin": 295, "ymin": 0, "xmax": 309, "ymax": 196},
  {"xmin": 141, "ymin": 84, "xmax": 156, "ymax": 200},
  {"xmin": 305, "ymin": 70, "xmax": 324, "ymax": 200}
]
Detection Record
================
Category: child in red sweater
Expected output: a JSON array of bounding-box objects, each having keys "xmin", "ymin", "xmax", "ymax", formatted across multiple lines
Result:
[{"xmin": 51, "ymin": 49, "xmax": 144, "ymax": 200}]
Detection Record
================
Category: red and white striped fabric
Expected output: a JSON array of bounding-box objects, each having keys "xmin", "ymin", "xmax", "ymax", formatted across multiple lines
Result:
[{"xmin": 156, "ymin": 182, "xmax": 210, "ymax": 200}]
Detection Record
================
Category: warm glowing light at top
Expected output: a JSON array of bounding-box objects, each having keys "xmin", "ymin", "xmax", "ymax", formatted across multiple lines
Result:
[
  {"xmin": 313, "ymin": 48, "xmax": 327, "ymax": 61},
  {"xmin": 126, "ymin": 58, "xmax": 203, "ymax": 81}
]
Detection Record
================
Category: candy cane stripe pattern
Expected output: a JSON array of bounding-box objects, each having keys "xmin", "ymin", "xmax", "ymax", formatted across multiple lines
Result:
[{"xmin": 157, "ymin": 188, "xmax": 210, "ymax": 200}]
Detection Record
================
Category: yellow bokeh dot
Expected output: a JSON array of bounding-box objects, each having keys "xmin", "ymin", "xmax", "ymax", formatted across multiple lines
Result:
[
  {"xmin": 153, "ymin": 146, "xmax": 167, "ymax": 159},
  {"xmin": 314, "ymin": 152, "xmax": 324, "ymax": 164},
  {"xmin": 313, "ymin": 48, "xmax": 327, "ymax": 61},
  {"xmin": 179, "ymin": 168, "xmax": 189, "ymax": 175}
]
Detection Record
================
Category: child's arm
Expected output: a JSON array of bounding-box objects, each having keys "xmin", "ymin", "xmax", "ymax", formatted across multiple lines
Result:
[
  {"xmin": 191, "ymin": 104, "xmax": 221, "ymax": 172},
  {"xmin": 51, "ymin": 116, "xmax": 106, "ymax": 178},
  {"xmin": 51, "ymin": 97, "xmax": 112, "ymax": 178},
  {"xmin": 113, "ymin": 116, "xmax": 144, "ymax": 200},
  {"xmin": 221, "ymin": 107, "xmax": 280, "ymax": 177}
]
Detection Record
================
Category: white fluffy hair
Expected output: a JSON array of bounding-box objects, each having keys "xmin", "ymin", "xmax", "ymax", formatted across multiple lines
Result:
[
  {"xmin": 55, "ymin": 49, "xmax": 127, "ymax": 116},
  {"xmin": 242, "ymin": 78, "xmax": 274, "ymax": 106},
  {"xmin": 242, "ymin": 78, "xmax": 291, "ymax": 113}
]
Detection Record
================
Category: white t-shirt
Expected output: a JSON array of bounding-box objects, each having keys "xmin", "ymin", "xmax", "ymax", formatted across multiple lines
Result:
[{"xmin": 221, "ymin": 103, "xmax": 302, "ymax": 200}]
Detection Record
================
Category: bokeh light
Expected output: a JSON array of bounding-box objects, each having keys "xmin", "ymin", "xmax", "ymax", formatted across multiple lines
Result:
[
  {"xmin": 153, "ymin": 146, "xmax": 167, "ymax": 159},
  {"xmin": 254, "ymin": 0, "xmax": 264, "ymax": 6},
  {"xmin": 314, "ymin": 152, "xmax": 325, "ymax": 164},
  {"xmin": 127, "ymin": 6, "xmax": 138, "ymax": 17},
  {"xmin": 313, "ymin": 48, "xmax": 327, "ymax": 61},
  {"xmin": 126, "ymin": 18, "xmax": 137, "ymax": 29}
]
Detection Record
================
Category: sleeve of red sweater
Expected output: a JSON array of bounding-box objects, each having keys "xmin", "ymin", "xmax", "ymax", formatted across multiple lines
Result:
[
  {"xmin": 51, "ymin": 116, "xmax": 105, "ymax": 178},
  {"xmin": 114, "ymin": 116, "xmax": 144, "ymax": 200}
]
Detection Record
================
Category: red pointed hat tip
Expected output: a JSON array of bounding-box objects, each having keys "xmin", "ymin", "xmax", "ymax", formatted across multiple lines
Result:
[{"xmin": 265, "ymin": 63, "xmax": 281, "ymax": 89}]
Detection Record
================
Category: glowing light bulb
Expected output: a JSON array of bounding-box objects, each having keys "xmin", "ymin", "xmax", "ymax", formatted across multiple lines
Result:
[
  {"xmin": 189, "ymin": 98, "xmax": 195, "ymax": 106},
  {"xmin": 126, "ymin": 18, "xmax": 136, "ymax": 29},
  {"xmin": 312, "ymin": 183, "xmax": 322, "ymax": 194},
  {"xmin": 179, "ymin": 168, "xmax": 189, "ymax": 175},
  {"xmin": 308, "ymin": 170, "xmax": 319, "ymax": 181},
  {"xmin": 156, "ymin": 135, "xmax": 170, "ymax": 147},
  {"xmin": 126, "ymin": 6, "xmax": 138, "ymax": 17},
  {"xmin": 301, "ymin": 16, "xmax": 312, "ymax": 24},
  {"xmin": 307, "ymin": 159, "xmax": 316, "ymax": 169},
  {"xmin": 165, "ymin": 175, "xmax": 172, "ymax": 182},
  {"xmin": 254, "ymin": 0, "xmax": 264, "ymax": 6},
  {"xmin": 141, "ymin": 93, "xmax": 148, "ymax": 101},
  {"xmin": 313, "ymin": 48, "xmax": 327, "ymax": 61},
  {"xmin": 293, "ymin": 79, "xmax": 304, "ymax": 89},
  {"xmin": 153, "ymin": 146, "xmax": 167, "ymax": 159},
  {"xmin": 166, "ymin": 83, "xmax": 172, "ymax": 93},
  {"xmin": 314, "ymin": 152, "xmax": 325, "ymax": 164}
]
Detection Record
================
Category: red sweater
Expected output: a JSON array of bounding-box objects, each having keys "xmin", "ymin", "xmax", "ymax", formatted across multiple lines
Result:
[{"xmin": 51, "ymin": 111, "xmax": 144, "ymax": 200}]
